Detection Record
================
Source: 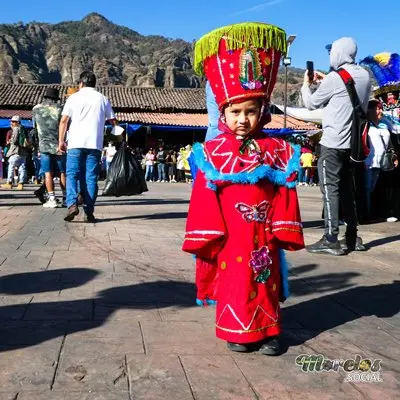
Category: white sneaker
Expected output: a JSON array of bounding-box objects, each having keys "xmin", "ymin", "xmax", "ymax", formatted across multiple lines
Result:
[
  {"xmin": 156, "ymin": 180, "xmax": 161, "ymax": 182},
  {"xmin": 43, "ymin": 199, "xmax": 58, "ymax": 208},
  {"xmin": 387, "ymin": 217, "xmax": 398, "ymax": 223}
]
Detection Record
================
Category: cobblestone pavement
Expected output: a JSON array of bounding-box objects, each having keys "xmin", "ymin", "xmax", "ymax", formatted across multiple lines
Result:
[{"xmin": 0, "ymin": 182, "xmax": 398, "ymax": 399}]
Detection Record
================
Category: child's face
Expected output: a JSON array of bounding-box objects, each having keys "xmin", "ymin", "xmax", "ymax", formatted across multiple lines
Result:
[{"xmin": 224, "ymin": 99, "xmax": 261, "ymax": 136}]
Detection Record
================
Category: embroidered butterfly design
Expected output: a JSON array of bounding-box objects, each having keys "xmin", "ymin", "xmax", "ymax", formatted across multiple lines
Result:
[{"xmin": 235, "ymin": 200, "xmax": 270, "ymax": 223}]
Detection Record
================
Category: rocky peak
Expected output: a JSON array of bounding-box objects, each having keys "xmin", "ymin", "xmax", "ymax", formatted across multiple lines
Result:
[
  {"xmin": 0, "ymin": 15, "xmax": 304, "ymax": 104},
  {"xmin": 82, "ymin": 13, "xmax": 111, "ymax": 27}
]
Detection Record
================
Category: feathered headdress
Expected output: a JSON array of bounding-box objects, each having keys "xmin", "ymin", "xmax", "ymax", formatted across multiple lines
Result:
[{"xmin": 360, "ymin": 53, "xmax": 400, "ymax": 110}]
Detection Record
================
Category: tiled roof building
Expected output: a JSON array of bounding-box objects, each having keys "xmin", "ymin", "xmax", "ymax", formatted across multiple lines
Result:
[
  {"xmin": 0, "ymin": 84, "xmax": 206, "ymax": 111},
  {"xmin": 0, "ymin": 84, "xmax": 317, "ymax": 131}
]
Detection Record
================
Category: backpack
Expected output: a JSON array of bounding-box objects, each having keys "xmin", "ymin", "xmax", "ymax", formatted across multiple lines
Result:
[
  {"xmin": 336, "ymin": 68, "xmax": 370, "ymax": 163},
  {"xmin": 16, "ymin": 126, "xmax": 32, "ymax": 150}
]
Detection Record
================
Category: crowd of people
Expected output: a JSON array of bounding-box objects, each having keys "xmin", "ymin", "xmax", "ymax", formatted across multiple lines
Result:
[
  {"xmin": 1, "ymin": 71, "xmax": 116, "ymax": 222},
  {"xmin": 0, "ymin": 18, "xmax": 399, "ymax": 359},
  {"xmin": 142, "ymin": 145, "xmax": 193, "ymax": 183}
]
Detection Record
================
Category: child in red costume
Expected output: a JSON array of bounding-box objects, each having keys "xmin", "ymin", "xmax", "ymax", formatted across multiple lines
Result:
[{"xmin": 182, "ymin": 23, "xmax": 305, "ymax": 355}]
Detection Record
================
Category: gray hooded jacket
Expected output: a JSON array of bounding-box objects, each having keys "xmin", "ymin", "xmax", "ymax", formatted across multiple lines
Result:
[{"xmin": 301, "ymin": 37, "xmax": 371, "ymax": 149}]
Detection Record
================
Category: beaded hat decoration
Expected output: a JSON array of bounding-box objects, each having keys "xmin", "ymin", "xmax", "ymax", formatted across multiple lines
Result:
[
  {"xmin": 360, "ymin": 53, "xmax": 400, "ymax": 110},
  {"xmin": 194, "ymin": 22, "xmax": 287, "ymax": 109}
]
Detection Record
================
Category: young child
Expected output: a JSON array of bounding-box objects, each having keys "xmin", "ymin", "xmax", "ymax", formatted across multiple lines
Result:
[{"xmin": 182, "ymin": 22, "xmax": 305, "ymax": 355}]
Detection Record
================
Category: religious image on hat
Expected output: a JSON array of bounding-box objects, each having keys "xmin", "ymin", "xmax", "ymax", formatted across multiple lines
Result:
[
  {"xmin": 360, "ymin": 53, "xmax": 400, "ymax": 111},
  {"xmin": 194, "ymin": 22, "xmax": 287, "ymax": 110}
]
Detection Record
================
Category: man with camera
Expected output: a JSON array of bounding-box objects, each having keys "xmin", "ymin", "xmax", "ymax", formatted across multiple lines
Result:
[{"xmin": 301, "ymin": 37, "xmax": 371, "ymax": 255}]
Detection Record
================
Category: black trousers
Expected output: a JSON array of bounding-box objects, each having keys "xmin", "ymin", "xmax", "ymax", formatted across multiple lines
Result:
[{"xmin": 318, "ymin": 146, "xmax": 358, "ymax": 239}]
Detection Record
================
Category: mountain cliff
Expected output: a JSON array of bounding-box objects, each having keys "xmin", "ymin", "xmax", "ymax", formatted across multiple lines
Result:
[{"xmin": 0, "ymin": 13, "xmax": 304, "ymax": 104}]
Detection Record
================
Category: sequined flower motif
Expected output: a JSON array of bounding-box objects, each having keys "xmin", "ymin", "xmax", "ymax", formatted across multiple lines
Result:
[{"xmin": 249, "ymin": 246, "xmax": 272, "ymax": 283}]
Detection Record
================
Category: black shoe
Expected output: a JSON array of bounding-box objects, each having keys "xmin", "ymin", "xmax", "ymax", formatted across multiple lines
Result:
[
  {"xmin": 84, "ymin": 213, "xmax": 96, "ymax": 223},
  {"xmin": 306, "ymin": 236, "xmax": 345, "ymax": 256},
  {"xmin": 226, "ymin": 342, "xmax": 252, "ymax": 353},
  {"xmin": 259, "ymin": 337, "xmax": 281, "ymax": 356},
  {"xmin": 64, "ymin": 205, "xmax": 79, "ymax": 222},
  {"xmin": 341, "ymin": 236, "xmax": 366, "ymax": 252},
  {"xmin": 34, "ymin": 184, "xmax": 47, "ymax": 204}
]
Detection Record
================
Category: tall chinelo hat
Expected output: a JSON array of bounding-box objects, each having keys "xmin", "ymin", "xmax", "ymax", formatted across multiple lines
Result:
[
  {"xmin": 360, "ymin": 53, "xmax": 400, "ymax": 110},
  {"xmin": 194, "ymin": 22, "xmax": 287, "ymax": 109}
]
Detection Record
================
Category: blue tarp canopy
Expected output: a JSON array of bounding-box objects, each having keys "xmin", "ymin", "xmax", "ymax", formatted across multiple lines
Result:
[
  {"xmin": 0, "ymin": 118, "xmax": 311, "ymax": 137},
  {"xmin": 104, "ymin": 123, "xmax": 142, "ymax": 136},
  {"xmin": 0, "ymin": 119, "xmax": 33, "ymax": 129}
]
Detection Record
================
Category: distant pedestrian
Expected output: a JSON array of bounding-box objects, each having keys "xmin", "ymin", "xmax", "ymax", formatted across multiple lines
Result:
[
  {"xmin": 166, "ymin": 150, "xmax": 177, "ymax": 182},
  {"xmin": 104, "ymin": 142, "xmax": 117, "ymax": 173},
  {"xmin": 32, "ymin": 88, "xmax": 65, "ymax": 208},
  {"xmin": 144, "ymin": 149, "xmax": 155, "ymax": 181},
  {"xmin": 58, "ymin": 71, "xmax": 117, "ymax": 222},
  {"xmin": 156, "ymin": 145, "xmax": 168, "ymax": 182},
  {"xmin": 1, "ymin": 116, "xmax": 28, "ymax": 190}
]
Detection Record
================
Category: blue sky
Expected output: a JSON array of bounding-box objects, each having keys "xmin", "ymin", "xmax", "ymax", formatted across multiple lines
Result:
[{"xmin": 1, "ymin": 0, "xmax": 397, "ymax": 70}]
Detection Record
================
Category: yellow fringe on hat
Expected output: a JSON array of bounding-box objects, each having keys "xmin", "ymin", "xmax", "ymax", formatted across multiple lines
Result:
[
  {"xmin": 374, "ymin": 52, "xmax": 391, "ymax": 66},
  {"xmin": 194, "ymin": 22, "xmax": 287, "ymax": 75}
]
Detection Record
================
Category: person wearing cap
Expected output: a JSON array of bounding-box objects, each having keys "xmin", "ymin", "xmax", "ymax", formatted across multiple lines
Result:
[
  {"xmin": 32, "ymin": 87, "xmax": 65, "ymax": 208},
  {"xmin": 1, "ymin": 115, "xmax": 28, "ymax": 190},
  {"xmin": 182, "ymin": 23, "xmax": 304, "ymax": 355},
  {"xmin": 58, "ymin": 71, "xmax": 117, "ymax": 223}
]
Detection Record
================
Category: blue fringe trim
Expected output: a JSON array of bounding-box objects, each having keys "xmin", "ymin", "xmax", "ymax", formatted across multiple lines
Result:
[
  {"xmin": 279, "ymin": 249, "xmax": 290, "ymax": 299},
  {"xmin": 192, "ymin": 142, "xmax": 300, "ymax": 190},
  {"xmin": 196, "ymin": 298, "xmax": 217, "ymax": 307},
  {"xmin": 188, "ymin": 152, "xmax": 198, "ymax": 181}
]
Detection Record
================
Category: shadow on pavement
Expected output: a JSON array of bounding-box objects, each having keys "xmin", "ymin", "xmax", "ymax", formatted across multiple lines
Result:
[
  {"xmin": 0, "ymin": 268, "xmax": 100, "ymax": 295},
  {"xmin": 98, "ymin": 198, "xmax": 189, "ymax": 206},
  {"xmin": 290, "ymin": 270, "xmax": 360, "ymax": 296},
  {"xmin": 96, "ymin": 212, "xmax": 188, "ymax": 222},
  {"xmin": 302, "ymin": 220, "xmax": 324, "ymax": 229},
  {"xmin": 365, "ymin": 234, "xmax": 400, "ymax": 249},
  {"xmin": 282, "ymin": 280, "xmax": 400, "ymax": 351},
  {"xmin": 0, "ymin": 268, "xmax": 398, "ymax": 355},
  {"xmin": 1, "ymin": 202, "xmax": 42, "ymax": 207},
  {"xmin": 0, "ymin": 279, "xmax": 196, "ymax": 352}
]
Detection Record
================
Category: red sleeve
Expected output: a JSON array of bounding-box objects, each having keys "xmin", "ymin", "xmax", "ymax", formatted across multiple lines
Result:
[
  {"xmin": 182, "ymin": 171, "xmax": 227, "ymax": 260},
  {"xmin": 267, "ymin": 185, "xmax": 304, "ymax": 251},
  {"xmin": 195, "ymin": 258, "xmax": 218, "ymax": 303}
]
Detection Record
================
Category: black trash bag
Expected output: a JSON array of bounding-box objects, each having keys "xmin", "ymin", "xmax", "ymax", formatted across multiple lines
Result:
[{"xmin": 102, "ymin": 142, "xmax": 148, "ymax": 197}]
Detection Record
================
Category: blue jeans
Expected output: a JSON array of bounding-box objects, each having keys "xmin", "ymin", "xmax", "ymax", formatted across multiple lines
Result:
[
  {"xmin": 298, "ymin": 167, "xmax": 304, "ymax": 184},
  {"xmin": 106, "ymin": 160, "xmax": 112, "ymax": 173},
  {"xmin": 205, "ymin": 81, "xmax": 221, "ymax": 142},
  {"xmin": 365, "ymin": 168, "xmax": 380, "ymax": 214},
  {"xmin": 67, "ymin": 148, "xmax": 101, "ymax": 214},
  {"xmin": 145, "ymin": 165, "xmax": 154, "ymax": 181},
  {"xmin": 7, "ymin": 155, "xmax": 26, "ymax": 184},
  {"xmin": 32, "ymin": 155, "xmax": 41, "ymax": 179},
  {"xmin": 157, "ymin": 163, "xmax": 166, "ymax": 181},
  {"xmin": 40, "ymin": 153, "xmax": 66, "ymax": 173}
]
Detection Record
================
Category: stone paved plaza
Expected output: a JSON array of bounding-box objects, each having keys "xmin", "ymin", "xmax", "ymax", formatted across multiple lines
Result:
[{"xmin": 0, "ymin": 182, "xmax": 398, "ymax": 399}]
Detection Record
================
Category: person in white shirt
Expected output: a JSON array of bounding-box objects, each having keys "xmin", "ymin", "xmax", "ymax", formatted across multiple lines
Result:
[
  {"xmin": 365, "ymin": 99, "xmax": 391, "ymax": 217},
  {"xmin": 104, "ymin": 142, "xmax": 117, "ymax": 173},
  {"xmin": 58, "ymin": 71, "xmax": 117, "ymax": 222}
]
